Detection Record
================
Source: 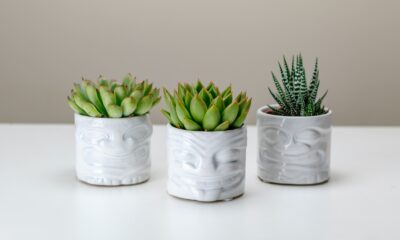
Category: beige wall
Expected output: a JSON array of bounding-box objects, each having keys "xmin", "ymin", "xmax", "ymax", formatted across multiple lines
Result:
[{"xmin": 1, "ymin": 0, "xmax": 399, "ymax": 125}]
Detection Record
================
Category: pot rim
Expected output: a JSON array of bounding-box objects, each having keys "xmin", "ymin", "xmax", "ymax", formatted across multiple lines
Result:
[
  {"xmin": 74, "ymin": 113, "xmax": 149, "ymax": 121},
  {"xmin": 257, "ymin": 105, "xmax": 332, "ymax": 119},
  {"xmin": 167, "ymin": 123, "xmax": 246, "ymax": 134}
]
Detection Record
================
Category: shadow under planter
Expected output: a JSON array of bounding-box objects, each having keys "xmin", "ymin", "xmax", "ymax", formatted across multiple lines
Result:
[
  {"xmin": 166, "ymin": 124, "xmax": 247, "ymax": 202},
  {"xmin": 74, "ymin": 114, "xmax": 153, "ymax": 186},
  {"xmin": 257, "ymin": 106, "xmax": 332, "ymax": 185}
]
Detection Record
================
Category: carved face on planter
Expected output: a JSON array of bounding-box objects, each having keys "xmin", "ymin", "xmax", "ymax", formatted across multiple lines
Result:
[
  {"xmin": 259, "ymin": 125, "xmax": 330, "ymax": 166},
  {"xmin": 167, "ymin": 126, "xmax": 247, "ymax": 202},
  {"xmin": 75, "ymin": 115, "xmax": 152, "ymax": 185},
  {"xmin": 257, "ymin": 107, "xmax": 332, "ymax": 184}
]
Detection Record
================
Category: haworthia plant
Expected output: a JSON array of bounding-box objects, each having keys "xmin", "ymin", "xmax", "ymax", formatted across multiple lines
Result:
[
  {"xmin": 162, "ymin": 80, "xmax": 252, "ymax": 131},
  {"xmin": 67, "ymin": 74, "xmax": 160, "ymax": 118},
  {"xmin": 267, "ymin": 54, "xmax": 329, "ymax": 116}
]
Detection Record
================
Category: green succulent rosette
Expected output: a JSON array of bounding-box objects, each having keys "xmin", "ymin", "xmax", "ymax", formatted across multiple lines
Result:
[
  {"xmin": 162, "ymin": 80, "xmax": 252, "ymax": 131},
  {"xmin": 67, "ymin": 74, "xmax": 160, "ymax": 118}
]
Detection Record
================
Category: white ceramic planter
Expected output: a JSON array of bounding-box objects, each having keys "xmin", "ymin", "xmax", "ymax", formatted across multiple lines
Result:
[
  {"xmin": 167, "ymin": 125, "xmax": 247, "ymax": 202},
  {"xmin": 75, "ymin": 114, "xmax": 152, "ymax": 186},
  {"xmin": 257, "ymin": 106, "xmax": 332, "ymax": 185}
]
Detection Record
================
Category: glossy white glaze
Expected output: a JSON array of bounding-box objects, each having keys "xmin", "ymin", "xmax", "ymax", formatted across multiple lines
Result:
[
  {"xmin": 257, "ymin": 106, "xmax": 332, "ymax": 185},
  {"xmin": 167, "ymin": 125, "xmax": 247, "ymax": 202},
  {"xmin": 75, "ymin": 114, "xmax": 152, "ymax": 186}
]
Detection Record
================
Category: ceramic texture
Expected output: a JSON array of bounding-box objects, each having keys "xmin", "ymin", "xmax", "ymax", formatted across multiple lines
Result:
[
  {"xmin": 167, "ymin": 125, "xmax": 247, "ymax": 202},
  {"xmin": 257, "ymin": 106, "xmax": 332, "ymax": 185},
  {"xmin": 74, "ymin": 114, "xmax": 152, "ymax": 186}
]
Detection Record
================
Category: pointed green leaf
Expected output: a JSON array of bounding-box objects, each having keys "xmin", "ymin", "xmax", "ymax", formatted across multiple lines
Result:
[
  {"xmin": 114, "ymin": 85, "xmax": 126, "ymax": 105},
  {"xmin": 99, "ymin": 85, "xmax": 116, "ymax": 107},
  {"xmin": 190, "ymin": 94, "xmax": 207, "ymax": 123},
  {"xmin": 152, "ymin": 96, "xmax": 161, "ymax": 106},
  {"xmin": 184, "ymin": 91, "xmax": 193, "ymax": 109},
  {"xmin": 161, "ymin": 109, "xmax": 173, "ymax": 124},
  {"xmin": 143, "ymin": 82, "xmax": 153, "ymax": 96},
  {"xmin": 221, "ymin": 85, "xmax": 231, "ymax": 98},
  {"xmin": 214, "ymin": 120, "xmax": 230, "ymax": 131},
  {"xmin": 150, "ymin": 88, "xmax": 160, "ymax": 100},
  {"xmin": 163, "ymin": 88, "xmax": 182, "ymax": 127},
  {"xmin": 195, "ymin": 80, "xmax": 204, "ymax": 93},
  {"xmin": 232, "ymin": 98, "xmax": 251, "ymax": 128},
  {"xmin": 208, "ymin": 84, "xmax": 219, "ymax": 98},
  {"xmin": 73, "ymin": 94, "xmax": 102, "ymax": 117},
  {"xmin": 80, "ymin": 79, "xmax": 91, "ymax": 99},
  {"xmin": 73, "ymin": 83, "xmax": 87, "ymax": 100},
  {"xmin": 135, "ymin": 95, "xmax": 153, "ymax": 115},
  {"xmin": 122, "ymin": 73, "xmax": 134, "ymax": 93},
  {"xmin": 130, "ymin": 90, "xmax": 144, "ymax": 102},
  {"xmin": 85, "ymin": 84, "xmax": 107, "ymax": 115},
  {"xmin": 97, "ymin": 76, "xmax": 109, "ymax": 89},
  {"xmin": 181, "ymin": 118, "xmax": 202, "ymax": 131},
  {"xmin": 176, "ymin": 98, "xmax": 191, "ymax": 122},
  {"xmin": 223, "ymin": 93, "xmax": 232, "ymax": 107},
  {"xmin": 199, "ymin": 88, "xmax": 211, "ymax": 106},
  {"xmin": 222, "ymin": 101, "xmax": 239, "ymax": 124},
  {"xmin": 121, "ymin": 97, "xmax": 137, "ymax": 116},
  {"xmin": 67, "ymin": 97, "xmax": 86, "ymax": 115},
  {"xmin": 107, "ymin": 104, "xmax": 123, "ymax": 118},
  {"xmin": 211, "ymin": 96, "xmax": 223, "ymax": 112},
  {"xmin": 202, "ymin": 105, "xmax": 221, "ymax": 131},
  {"xmin": 178, "ymin": 83, "xmax": 186, "ymax": 99}
]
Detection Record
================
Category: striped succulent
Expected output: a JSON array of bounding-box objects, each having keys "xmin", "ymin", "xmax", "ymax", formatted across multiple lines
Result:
[
  {"xmin": 67, "ymin": 74, "xmax": 160, "ymax": 118},
  {"xmin": 268, "ymin": 54, "xmax": 328, "ymax": 116},
  {"xmin": 162, "ymin": 81, "xmax": 252, "ymax": 131}
]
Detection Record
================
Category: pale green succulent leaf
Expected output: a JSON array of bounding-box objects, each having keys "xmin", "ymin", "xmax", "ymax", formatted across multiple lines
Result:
[
  {"xmin": 161, "ymin": 109, "xmax": 173, "ymax": 123},
  {"xmin": 176, "ymin": 98, "xmax": 191, "ymax": 122},
  {"xmin": 85, "ymin": 84, "xmax": 107, "ymax": 115},
  {"xmin": 223, "ymin": 93, "xmax": 232, "ymax": 107},
  {"xmin": 107, "ymin": 104, "xmax": 123, "ymax": 118},
  {"xmin": 190, "ymin": 94, "xmax": 207, "ymax": 123},
  {"xmin": 211, "ymin": 96, "xmax": 223, "ymax": 112},
  {"xmin": 121, "ymin": 97, "xmax": 137, "ymax": 116},
  {"xmin": 143, "ymin": 82, "xmax": 153, "ymax": 96},
  {"xmin": 99, "ymin": 85, "xmax": 116, "ymax": 107},
  {"xmin": 181, "ymin": 118, "xmax": 202, "ymax": 131},
  {"xmin": 199, "ymin": 88, "xmax": 211, "ymax": 106},
  {"xmin": 130, "ymin": 90, "xmax": 144, "ymax": 102},
  {"xmin": 232, "ymin": 98, "xmax": 251, "ymax": 128},
  {"xmin": 114, "ymin": 85, "xmax": 126, "ymax": 105},
  {"xmin": 202, "ymin": 105, "xmax": 221, "ymax": 131},
  {"xmin": 67, "ymin": 97, "xmax": 87, "ymax": 115},
  {"xmin": 195, "ymin": 80, "xmax": 204, "ymax": 93},
  {"xmin": 122, "ymin": 73, "xmax": 134, "ymax": 93},
  {"xmin": 184, "ymin": 91, "xmax": 192, "ymax": 109},
  {"xmin": 178, "ymin": 83, "xmax": 186, "ymax": 99},
  {"xmin": 222, "ymin": 101, "xmax": 239, "ymax": 124},
  {"xmin": 152, "ymin": 96, "xmax": 161, "ymax": 106},
  {"xmin": 214, "ymin": 120, "xmax": 230, "ymax": 131},
  {"xmin": 163, "ymin": 88, "xmax": 182, "ymax": 127},
  {"xmin": 73, "ymin": 94, "xmax": 102, "ymax": 117},
  {"xmin": 73, "ymin": 83, "xmax": 87, "ymax": 100},
  {"xmin": 135, "ymin": 95, "xmax": 153, "ymax": 115},
  {"xmin": 221, "ymin": 85, "xmax": 231, "ymax": 98}
]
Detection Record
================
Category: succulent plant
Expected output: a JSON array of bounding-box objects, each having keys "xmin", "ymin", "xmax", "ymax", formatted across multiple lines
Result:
[
  {"xmin": 267, "ymin": 54, "xmax": 328, "ymax": 116},
  {"xmin": 162, "ymin": 81, "xmax": 252, "ymax": 131},
  {"xmin": 67, "ymin": 74, "xmax": 160, "ymax": 118}
]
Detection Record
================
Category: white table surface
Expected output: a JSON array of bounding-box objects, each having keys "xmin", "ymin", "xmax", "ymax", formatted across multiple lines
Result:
[{"xmin": 0, "ymin": 125, "xmax": 399, "ymax": 240}]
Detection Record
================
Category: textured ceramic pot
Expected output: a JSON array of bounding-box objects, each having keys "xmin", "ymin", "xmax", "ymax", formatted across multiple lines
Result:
[
  {"xmin": 257, "ymin": 106, "xmax": 332, "ymax": 185},
  {"xmin": 75, "ymin": 114, "xmax": 152, "ymax": 186},
  {"xmin": 167, "ymin": 125, "xmax": 247, "ymax": 202}
]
